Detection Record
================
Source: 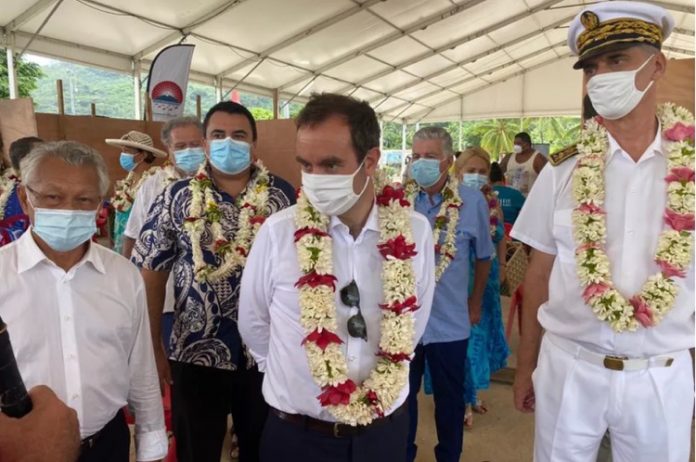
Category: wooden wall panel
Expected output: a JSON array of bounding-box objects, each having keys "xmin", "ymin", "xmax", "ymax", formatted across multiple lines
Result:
[
  {"xmin": 255, "ymin": 119, "xmax": 299, "ymax": 188},
  {"xmin": 0, "ymin": 98, "xmax": 38, "ymax": 167},
  {"xmin": 657, "ymin": 58, "xmax": 694, "ymax": 112}
]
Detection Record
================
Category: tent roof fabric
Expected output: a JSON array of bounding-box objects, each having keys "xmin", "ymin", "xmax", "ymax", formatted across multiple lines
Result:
[{"xmin": 1, "ymin": 0, "xmax": 693, "ymax": 121}]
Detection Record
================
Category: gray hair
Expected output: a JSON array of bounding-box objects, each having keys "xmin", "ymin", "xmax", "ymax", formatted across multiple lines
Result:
[
  {"xmin": 21, "ymin": 141, "xmax": 110, "ymax": 196},
  {"xmin": 161, "ymin": 115, "xmax": 203, "ymax": 147},
  {"xmin": 413, "ymin": 126, "xmax": 454, "ymax": 157}
]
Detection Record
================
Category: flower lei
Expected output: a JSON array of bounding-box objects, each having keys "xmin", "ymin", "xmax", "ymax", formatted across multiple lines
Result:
[
  {"xmin": 0, "ymin": 175, "xmax": 16, "ymax": 221},
  {"xmin": 404, "ymin": 176, "xmax": 462, "ymax": 281},
  {"xmin": 111, "ymin": 166, "xmax": 160, "ymax": 212},
  {"xmin": 295, "ymin": 174, "xmax": 419, "ymax": 425},
  {"xmin": 161, "ymin": 164, "xmax": 179, "ymax": 186},
  {"xmin": 573, "ymin": 103, "xmax": 694, "ymax": 332},
  {"xmin": 481, "ymin": 184, "xmax": 501, "ymax": 237},
  {"xmin": 184, "ymin": 161, "xmax": 269, "ymax": 283}
]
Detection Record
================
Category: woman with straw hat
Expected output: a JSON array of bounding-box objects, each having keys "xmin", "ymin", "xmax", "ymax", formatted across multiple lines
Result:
[{"xmin": 105, "ymin": 130, "xmax": 167, "ymax": 254}]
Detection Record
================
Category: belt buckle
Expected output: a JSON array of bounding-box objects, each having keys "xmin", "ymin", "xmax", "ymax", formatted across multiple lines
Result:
[
  {"xmin": 333, "ymin": 422, "xmax": 341, "ymax": 438},
  {"xmin": 603, "ymin": 355, "xmax": 627, "ymax": 371}
]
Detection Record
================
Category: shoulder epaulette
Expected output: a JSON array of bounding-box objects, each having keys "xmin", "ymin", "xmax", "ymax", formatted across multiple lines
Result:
[{"xmin": 549, "ymin": 144, "xmax": 578, "ymax": 166}]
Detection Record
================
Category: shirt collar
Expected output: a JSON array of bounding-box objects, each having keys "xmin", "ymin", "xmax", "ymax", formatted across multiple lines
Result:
[
  {"xmin": 16, "ymin": 228, "xmax": 106, "ymax": 275},
  {"xmin": 329, "ymin": 200, "xmax": 380, "ymax": 235},
  {"xmin": 606, "ymin": 121, "xmax": 663, "ymax": 165}
]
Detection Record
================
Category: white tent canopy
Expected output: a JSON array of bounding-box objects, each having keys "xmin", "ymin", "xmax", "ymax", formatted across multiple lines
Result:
[{"xmin": 1, "ymin": 0, "xmax": 693, "ymax": 122}]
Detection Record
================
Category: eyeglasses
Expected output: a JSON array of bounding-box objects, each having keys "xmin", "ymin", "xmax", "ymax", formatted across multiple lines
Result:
[{"xmin": 340, "ymin": 280, "xmax": 367, "ymax": 341}]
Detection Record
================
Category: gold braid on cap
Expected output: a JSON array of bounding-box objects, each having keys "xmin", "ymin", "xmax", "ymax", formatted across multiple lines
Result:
[{"xmin": 577, "ymin": 13, "xmax": 663, "ymax": 59}]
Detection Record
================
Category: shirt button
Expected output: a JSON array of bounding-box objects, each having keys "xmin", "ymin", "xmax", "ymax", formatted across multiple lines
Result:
[
  {"xmin": 64, "ymin": 315, "xmax": 71, "ymax": 322},
  {"xmin": 348, "ymin": 356, "xmax": 356, "ymax": 362},
  {"xmin": 71, "ymin": 394, "xmax": 79, "ymax": 401}
]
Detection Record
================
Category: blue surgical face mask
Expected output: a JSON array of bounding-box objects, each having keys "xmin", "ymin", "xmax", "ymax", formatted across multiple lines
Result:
[
  {"xmin": 119, "ymin": 152, "xmax": 136, "ymax": 172},
  {"xmin": 410, "ymin": 158, "xmax": 443, "ymax": 188},
  {"xmin": 462, "ymin": 173, "xmax": 488, "ymax": 190},
  {"xmin": 209, "ymin": 138, "xmax": 251, "ymax": 175},
  {"xmin": 28, "ymin": 195, "xmax": 98, "ymax": 252},
  {"xmin": 174, "ymin": 147, "xmax": 206, "ymax": 175}
]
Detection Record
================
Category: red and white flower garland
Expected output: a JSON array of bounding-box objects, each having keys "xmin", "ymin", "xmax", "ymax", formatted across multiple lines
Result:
[
  {"xmin": 405, "ymin": 176, "xmax": 461, "ymax": 281},
  {"xmin": 184, "ymin": 161, "xmax": 270, "ymax": 283},
  {"xmin": 111, "ymin": 166, "xmax": 160, "ymax": 212},
  {"xmin": 0, "ymin": 179, "xmax": 15, "ymax": 221},
  {"xmin": 295, "ymin": 176, "xmax": 418, "ymax": 425},
  {"xmin": 481, "ymin": 184, "xmax": 502, "ymax": 237},
  {"xmin": 573, "ymin": 103, "xmax": 694, "ymax": 332}
]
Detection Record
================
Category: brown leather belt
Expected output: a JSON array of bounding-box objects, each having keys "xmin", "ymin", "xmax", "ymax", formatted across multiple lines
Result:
[{"xmin": 271, "ymin": 402, "xmax": 407, "ymax": 438}]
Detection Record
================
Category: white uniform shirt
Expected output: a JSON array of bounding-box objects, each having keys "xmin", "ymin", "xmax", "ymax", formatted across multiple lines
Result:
[
  {"xmin": 512, "ymin": 127, "xmax": 695, "ymax": 356},
  {"xmin": 0, "ymin": 231, "xmax": 168, "ymax": 461},
  {"xmin": 239, "ymin": 204, "xmax": 435, "ymax": 421},
  {"xmin": 124, "ymin": 168, "xmax": 180, "ymax": 314}
]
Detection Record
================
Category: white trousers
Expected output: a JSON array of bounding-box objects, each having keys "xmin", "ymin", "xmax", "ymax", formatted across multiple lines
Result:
[{"xmin": 533, "ymin": 334, "xmax": 694, "ymax": 462}]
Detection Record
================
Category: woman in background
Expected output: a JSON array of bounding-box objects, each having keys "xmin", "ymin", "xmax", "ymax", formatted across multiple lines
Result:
[{"xmin": 454, "ymin": 147, "xmax": 510, "ymax": 427}]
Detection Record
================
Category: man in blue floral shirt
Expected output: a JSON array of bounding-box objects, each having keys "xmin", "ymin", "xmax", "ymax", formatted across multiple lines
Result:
[{"xmin": 132, "ymin": 102, "xmax": 295, "ymax": 462}]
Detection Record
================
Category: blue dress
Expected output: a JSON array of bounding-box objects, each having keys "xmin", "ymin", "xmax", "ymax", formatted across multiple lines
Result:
[
  {"xmin": 113, "ymin": 208, "xmax": 131, "ymax": 254},
  {"xmin": 423, "ymin": 220, "xmax": 509, "ymax": 404},
  {"xmin": 0, "ymin": 183, "xmax": 30, "ymax": 247}
]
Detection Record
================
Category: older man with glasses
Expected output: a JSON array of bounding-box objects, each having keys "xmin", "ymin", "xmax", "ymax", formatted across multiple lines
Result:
[{"xmin": 0, "ymin": 141, "xmax": 167, "ymax": 462}]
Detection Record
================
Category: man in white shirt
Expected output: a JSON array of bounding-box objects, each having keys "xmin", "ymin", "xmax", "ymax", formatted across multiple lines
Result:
[
  {"xmin": 511, "ymin": 3, "xmax": 694, "ymax": 462},
  {"xmin": 500, "ymin": 132, "xmax": 547, "ymax": 196},
  {"xmin": 122, "ymin": 116, "xmax": 206, "ymax": 355},
  {"xmin": 0, "ymin": 141, "xmax": 167, "ymax": 462},
  {"xmin": 239, "ymin": 93, "xmax": 435, "ymax": 462}
]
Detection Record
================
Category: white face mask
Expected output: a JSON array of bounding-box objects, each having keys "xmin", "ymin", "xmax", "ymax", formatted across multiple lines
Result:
[
  {"xmin": 513, "ymin": 144, "xmax": 523, "ymax": 154},
  {"xmin": 301, "ymin": 161, "xmax": 369, "ymax": 216},
  {"xmin": 587, "ymin": 54, "xmax": 655, "ymax": 120}
]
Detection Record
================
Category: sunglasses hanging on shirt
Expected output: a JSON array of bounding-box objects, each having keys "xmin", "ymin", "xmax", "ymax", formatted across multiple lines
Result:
[{"xmin": 340, "ymin": 280, "xmax": 367, "ymax": 341}]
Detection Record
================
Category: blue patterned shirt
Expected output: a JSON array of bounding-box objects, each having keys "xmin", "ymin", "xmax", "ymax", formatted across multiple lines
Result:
[
  {"xmin": 414, "ymin": 184, "xmax": 494, "ymax": 344},
  {"xmin": 132, "ymin": 167, "xmax": 296, "ymax": 370}
]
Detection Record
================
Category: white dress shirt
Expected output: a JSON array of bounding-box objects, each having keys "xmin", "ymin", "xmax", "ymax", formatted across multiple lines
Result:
[
  {"xmin": 124, "ymin": 168, "xmax": 180, "ymax": 314},
  {"xmin": 239, "ymin": 203, "xmax": 435, "ymax": 421},
  {"xmin": 0, "ymin": 231, "xmax": 168, "ymax": 461},
  {"xmin": 512, "ymin": 126, "xmax": 695, "ymax": 356}
]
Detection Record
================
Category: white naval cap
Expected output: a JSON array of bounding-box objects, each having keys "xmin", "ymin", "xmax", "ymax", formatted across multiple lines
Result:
[{"xmin": 567, "ymin": 1, "xmax": 674, "ymax": 69}]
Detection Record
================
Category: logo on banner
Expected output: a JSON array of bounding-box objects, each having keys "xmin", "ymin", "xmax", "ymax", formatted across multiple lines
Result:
[{"xmin": 152, "ymin": 81, "xmax": 184, "ymax": 119}]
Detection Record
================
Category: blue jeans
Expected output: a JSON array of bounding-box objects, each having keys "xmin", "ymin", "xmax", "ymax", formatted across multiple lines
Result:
[{"xmin": 407, "ymin": 339, "xmax": 468, "ymax": 462}]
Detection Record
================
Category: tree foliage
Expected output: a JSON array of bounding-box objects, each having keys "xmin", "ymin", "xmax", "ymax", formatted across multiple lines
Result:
[{"xmin": 0, "ymin": 50, "xmax": 44, "ymax": 99}]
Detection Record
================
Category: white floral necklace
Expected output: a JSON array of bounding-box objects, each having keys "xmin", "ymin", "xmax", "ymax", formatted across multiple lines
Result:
[
  {"xmin": 295, "ymin": 173, "xmax": 418, "ymax": 425},
  {"xmin": 161, "ymin": 164, "xmax": 179, "ymax": 186},
  {"xmin": 573, "ymin": 103, "xmax": 694, "ymax": 332},
  {"xmin": 405, "ymin": 176, "xmax": 461, "ymax": 281},
  {"xmin": 111, "ymin": 165, "xmax": 160, "ymax": 212},
  {"xmin": 185, "ymin": 161, "xmax": 270, "ymax": 283}
]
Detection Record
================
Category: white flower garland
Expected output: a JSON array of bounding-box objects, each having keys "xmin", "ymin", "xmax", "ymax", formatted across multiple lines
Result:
[
  {"xmin": 111, "ymin": 165, "xmax": 160, "ymax": 212},
  {"xmin": 184, "ymin": 161, "xmax": 270, "ymax": 283},
  {"xmin": 161, "ymin": 164, "xmax": 179, "ymax": 186},
  {"xmin": 573, "ymin": 103, "xmax": 694, "ymax": 332},
  {"xmin": 404, "ymin": 176, "xmax": 462, "ymax": 281},
  {"xmin": 295, "ymin": 174, "xmax": 418, "ymax": 425}
]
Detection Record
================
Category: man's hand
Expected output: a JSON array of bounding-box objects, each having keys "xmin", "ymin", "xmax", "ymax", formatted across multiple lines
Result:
[
  {"xmin": 468, "ymin": 297, "xmax": 482, "ymax": 325},
  {"xmin": 0, "ymin": 385, "xmax": 80, "ymax": 462},
  {"xmin": 513, "ymin": 368, "xmax": 536, "ymax": 413},
  {"xmin": 154, "ymin": 343, "xmax": 173, "ymax": 395}
]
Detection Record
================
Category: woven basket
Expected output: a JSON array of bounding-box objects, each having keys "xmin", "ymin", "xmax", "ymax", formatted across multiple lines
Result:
[{"xmin": 501, "ymin": 241, "xmax": 528, "ymax": 296}]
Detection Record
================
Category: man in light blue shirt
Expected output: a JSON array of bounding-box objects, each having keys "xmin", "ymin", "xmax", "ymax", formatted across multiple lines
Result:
[{"xmin": 406, "ymin": 127, "xmax": 493, "ymax": 462}]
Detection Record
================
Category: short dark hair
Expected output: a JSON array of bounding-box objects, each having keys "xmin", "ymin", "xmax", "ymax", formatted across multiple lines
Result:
[
  {"xmin": 203, "ymin": 101, "xmax": 257, "ymax": 141},
  {"xmin": 10, "ymin": 136, "xmax": 44, "ymax": 172},
  {"xmin": 490, "ymin": 161, "xmax": 504, "ymax": 182},
  {"xmin": 583, "ymin": 94, "xmax": 598, "ymax": 120},
  {"xmin": 296, "ymin": 93, "xmax": 379, "ymax": 163},
  {"xmin": 514, "ymin": 132, "xmax": 532, "ymax": 145}
]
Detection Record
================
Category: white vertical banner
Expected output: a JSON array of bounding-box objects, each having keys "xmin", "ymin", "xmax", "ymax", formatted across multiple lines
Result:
[{"xmin": 146, "ymin": 44, "xmax": 195, "ymax": 121}]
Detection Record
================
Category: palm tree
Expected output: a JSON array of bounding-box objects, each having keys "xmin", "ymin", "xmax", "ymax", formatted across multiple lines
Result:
[{"xmin": 478, "ymin": 118, "xmax": 530, "ymax": 160}]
